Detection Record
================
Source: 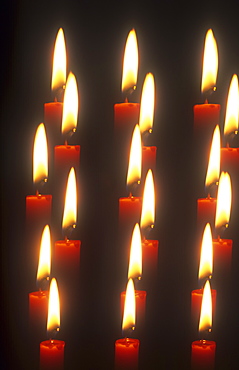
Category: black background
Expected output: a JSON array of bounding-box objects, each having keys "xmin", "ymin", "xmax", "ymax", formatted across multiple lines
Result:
[{"xmin": 1, "ymin": 1, "xmax": 239, "ymax": 369}]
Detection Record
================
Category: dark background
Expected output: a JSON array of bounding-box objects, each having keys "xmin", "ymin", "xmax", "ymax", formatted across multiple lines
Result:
[{"xmin": 1, "ymin": 1, "xmax": 239, "ymax": 369}]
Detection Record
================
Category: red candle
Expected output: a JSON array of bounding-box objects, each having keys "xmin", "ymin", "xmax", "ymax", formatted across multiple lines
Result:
[
  {"xmin": 191, "ymin": 288, "xmax": 216, "ymax": 326},
  {"xmin": 54, "ymin": 239, "xmax": 81, "ymax": 275},
  {"xmin": 26, "ymin": 193, "xmax": 52, "ymax": 229},
  {"xmin": 197, "ymin": 197, "xmax": 216, "ymax": 231},
  {"xmin": 121, "ymin": 290, "xmax": 146, "ymax": 328},
  {"xmin": 191, "ymin": 340, "xmax": 216, "ymax": 370},
  {"xmin": 142, "ymin": 239, "xmax": 158, "ymax": 280},
  {"xmin": 115, "ymin": 338, "xmax": 140, "ymax": 370},
  {"xmin": 54, "ymin": 144, "xmax": 80, "ymax": 179},
  {"xmin": 221, "ymin": 147, "xmax": 239, "ymax": 172},
  {"xmin": 213, "ymin": 238, "xmax": 233, "ymax": 276},
  {"xmin": 119, "ymin": 196, "xmax": 142, "ymax": 231},
  {"xmin": 29, "ymin": 290, "xmax": 48, "ymax": 327},
  {"xmin": 142, "ymin": 146, "xmax": 157, "ymax": 179}
]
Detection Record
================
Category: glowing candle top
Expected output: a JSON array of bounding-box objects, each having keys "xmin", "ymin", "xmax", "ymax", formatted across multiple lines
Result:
[
  {"xmin": 52, "ymin": 28, "xmax": 67, "ymax": 93},
  {"xmin": 201, "ymin": 29, "xmax": 218, "ymax": 95},
  {"xmin": 139, "ymin": 73, "xmax": 155, "ymax": 135},
  {"xmin": 198, "ymin": 223, "xmax": 213, "ymax": 280},
  {"xmin": 121, "ymin": 29, "xmax": 138, "ymax": 94}
]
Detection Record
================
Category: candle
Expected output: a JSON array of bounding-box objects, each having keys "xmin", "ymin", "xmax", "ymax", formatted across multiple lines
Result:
[
  {"xmin": 115, "ymin": 279, "xmax": 139, "ymax": 370},
  {"xmin": 191, "ymin": 280, "xmax": 216, "ymax": 370},
  {"xmin": 142, "ymin": 239, "xmax": 158, "ymax": 282},
  {"xmin": 44, "ymin": 28, "xmax": 66, "ymax": 148},
  {"xmin": 212, "ymin": 238, "xmax": 233, "ymax": 277},
  {"xmin": 40, "ymin": 278, "xmax": 65, "ymax": 370},
  {"xmin": 142, "ymin": 146, "xmax": 157, "ymax": 179}
]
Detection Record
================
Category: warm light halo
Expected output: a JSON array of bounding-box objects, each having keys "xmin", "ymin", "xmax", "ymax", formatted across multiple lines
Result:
[
  {"xmin": 126, "ymin": 124, "xmax": 142, "ymax": 189},
  {"xmin": 139, "ymin": 73, "xmax": 155, "ymax": 134},
  {"xmin": 122, "ymin": 278, "xmax": 136, "ymax": 332},
  {"xmin": 128, "ymin": 223, "xmax": 142, "ymax": 280},
  {"xmin": 33, "ymin": 123, "xmax": 48, "ymax": 184},
  {"xmin": 205, "ymin": 125, "xmax": 221, "ymax": 188},
  {"xmin": 37, "ymin": 225, "xmax": 51, "ymax": 283},
  {"xmin": 199, "ymin": 280, "xmax": 212, "ymax": 332},
  {"xmin": 201, "ymin": 29, "xmax": 218, "ymax": 94},
  {"xmin": 140, "ymin": 169, "xmax": 155, "ymax": 229},
  {"xmin": 51, "ymin": 28, "xmax": 66, "ymax": 91},
  {"xmin": 215, "ymin": 172, "xmax": 232, "ymax": 230},
  {"xmin": 62, "ymin": 167, "xmax": 77, "ymax": 231},
  {"xmin": 47, "ymin": 278, "xmax": 60, "ymax": 333},
  {"xmin": 62, "ymin": 72, "xmax": 79, "ymax": 136},
  {"xmin": 121, "ymin": 29, "xmax": 138, "ymax": 93},
  {"xmin": 224, "ymin": 74, "xmax": 239, "ymax": 136},
  {"xmin": 198, "ymin": 223, "xmax": 213, "ymax": 280}
]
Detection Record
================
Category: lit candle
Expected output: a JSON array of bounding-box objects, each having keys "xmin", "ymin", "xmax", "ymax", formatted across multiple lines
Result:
[
  {"xmin": 115, "ymin": 279, "xmax": 139, "ymax": 370},
  {"xmin": 139, "ymin": 73, "xmax": 157, "ymax": 179},
  {"xmin": 26, "ymin": 124, "xmax": 52, "ymax": 243},
  {"xmin": 40, "ymin": 278, "xmax": 65, "ymax": 370},
  {"xmin": 119, "ymin": 124, "xmax": 142, "ymax": 237},
  {"xmin": 191, "ymin": 224, "xmax": 216, "ymax": 328},
  {"xmin": 44, "ymin": 28, "xmax": 66, "ymax": 147},
  {"xmin": 191, "ymin": 280, "xmax": 216, "ymax": 370},
  {"xmin": 197, "ymin": 125, "xmax": 220, "ymax": 233}
]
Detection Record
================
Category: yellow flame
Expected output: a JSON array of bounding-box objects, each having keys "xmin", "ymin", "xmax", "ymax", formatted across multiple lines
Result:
[
  {"xmin": 37, "ymin": 225, "xmax": 51, "ymax": 283},
  {"xmin": 128, "ymin": 224, "xmax": 142, "ymax": 280},
  {"xmin": 62, "ymin": 72, "xmax": 79, "ymax": 136},
  {"xmin": 126, "ymin": 125, "xmax": 142, "ymax": 188},
  {"xmin": 62, "ymin": 167, "xmax": 77, "ymax": 230},
  {"xmin": 47, "ymin": 278, "xmax": 60, "ymax": 333},
  {"xmin": 139, "ymin": 73, "xmax": 155, "ymax": 134},
  {"xmin": 224, "ymin": 74, "xmax": 239, "ymax": 136},
  {"xmin": 51, "ymin": 28, "xmax": 66, "ymax": 91},
  {"xmin": 121, "ymin": 29, "xmax": 138, "ymax": 93},
  {"xmin": 201, "ymin": 29, "xmax": 218, "ymax": 94},
  {"xmin": 198, "ymin": 223, "xmax": 213, "ymax": 280},
  {"xmin": 140, "ymin": 170, "xmax": 155, "ymax": 229},
  {"xmin": 122, "ymin": 279, "xmax": 136, "ymax": 331},
  {"xmin": 199, "ymin": 280, "xmax": 212, "ymax": 332},
  {"xmin": 205, "ymin": 125, "xmax": 221, "ymax": 188},
  {"xmin": 215, "ymin": 172, "xmax": 232, "ymax": 229},
  {"xmin": 33, "ymin": 123, "xmax": 48, "ymax": 184}
]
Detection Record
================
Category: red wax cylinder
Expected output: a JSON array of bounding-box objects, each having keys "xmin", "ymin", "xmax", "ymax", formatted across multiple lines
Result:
[
  {"xmin": 191, "ymin": 340, "xmax": 216, "ymax": 370},
  {"xmin": 26, "ymin": 194, "xmax": 52, "ymax": 228},
  {"xmin": 40, "ymin": 339, "xmax": 65, "ymax": 370},
  {"xmin": 191, "ymin": 288, "xmax": 216, "ymax": 326},
  {"xmin": 54, "ymin": 239, "xmax": 81, "ymax": 274},
  {"xmin": 142, "ymin": 146, "xmax": 157, "ymax": 179},
  {"xmin": 54, "ymin": 145, "xmax": 80, "ymax": 177},
  {"xmin": 44, "ymin": 102, "xmax": 63, "ymax": 151},
  {"xmin": 221, "ymin": 147, "xmax": 239, "ymax": 172},
  {"xmin": 114, "ymin": 102, "xmax": 140, "ymax": 131},
  {"xmin": 121, "ymin": 290, "xmax": 146, "ymax": 328},
  {"xmin": 29, "ymin": 290, "xmax": 48, "ymax": 328},
  {"xmin": 213, "ymin": 238, "xmax": 233, "ymax": 277},
  {"xmin": 114, "ymin": 338, "xmax": 140, "ymax": 370},
  {"xmin": 197, "ymin": 198, "xmax": 216, "ymax": 233},
  {"xmin": 194, "ymin": 104, "xmax": 220, "ymax": 132},
  {"xmin": 142, "ymin": 239, "xmax": 159, "ymax": 281},
  {"xmin": 119, "ymin": 196, "xmax": 142, "ymax": 230}
]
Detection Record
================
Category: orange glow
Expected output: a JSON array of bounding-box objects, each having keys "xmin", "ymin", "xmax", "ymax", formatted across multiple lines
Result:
[
  {"xmin": 62, "ymin": 72, "xmax": 79, "ymax": 136},
  {"xmin": 205, "ymin": 125, "xmax": 220, "ymax": 188},
  {"xmin": 201, "ymin": 29, "xmax": 218, "ymax": 94},
  {"xmin": 215, "ymin": 172, "xmax": 232, "ymax": 230},
  {"xmin": 47, "ymin": 278, "xmax": 60, "ymax": 333},
  {"xmin": 122, "ymin": 279, "xmax": 136, "ymax": 332},
  {"xmin": 126, "ymin": 125, "xmax": 142, "ymax": 188},
  {"xmin": 140, "ymin": 170, "xmax": 155, "ymax": 230},
  {"xmin": 52, "ymin": 28, "xmax": 66, "ymax": 91},
  {"xmin": 121, "ymin": 29, "xmax": 138, "ymax": 93},
  {"xmin": 62, "ymin": 167, "xmax": 77, "ymax": 231},
  {"xmin": 199, "ymin": 280, "xmax": 212, "ymax": 332},
  {"xmin": 128, "ymin": 224, "xmax": 142, "ymax": 280},
  {"xmin": 224, "ymin": 74, "xmax": 239, "ymax": 136},
  {"xmin": 36, "ymin": 225, "xmax": 51, "ymax": 283},
  {"xmin": 33, "ymin": 123, "xmax": 48, "ymax": 184},
  {"xmin": 139, "ymin": 73, "xmax": 155, "ymax": 134},
  {"xmin": 198, "ymin": 223, "xmax": 213, "ymax": 280}
]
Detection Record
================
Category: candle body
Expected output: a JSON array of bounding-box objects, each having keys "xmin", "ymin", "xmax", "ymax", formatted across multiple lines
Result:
[
  {"xmin": 197, "ymin": 198, "xmax": 216, "ymax": 235},
  {"xmin": 119, "ymin": 196, "xmax": 142, "ymax": 231},
  {"xmin": 142, "ymin": 239, "xmax": 158, "ymax": 286},
  {"xmin": 44, "ymin": 102, "xmax": 63, "ymax": 144},
  {"xmin": 40, "ymin": 340, "xmax": 65, "ymax": 370},
  {"xmin": 194, "ymin": 104, "xmax": 220, "ymax": 131},
  {"xmin": 191, "ymin": 288, "xmax": 216, "ymax": 327},
  {"xmin": 114, "ymin": 102, "xmax": 140, "ymax": 132},
  {"xmin": 221, "ymin": 147, "xmax": 239, "ymax": 172},
  {"xmin": 54, "ymin": 239, "xmax": 81, "ymax": 274},
  {"xmin": 142, "ymin": 146, "xmax": 157, "ymax": 180},
  {"xmin": 26, "ymin": 194, "xmax": 52, "ymax": 228},
  {"xmin": 114, "ymin": 338, "xmax": 140, "ymax": 370},
  {"xmin": 121, "ymin": 290, "xmax": 146, "ymax": 329},
  {"xmin": 191, "ymin": 340, "xmax": 216, "ymax": 370},
  {"xmin": 213, "ymin": 238, "xmax": 232, "ymax": 278},
  {"xmin": 29, "ymin": 290, "xmax": 48, "ymax": 332}
]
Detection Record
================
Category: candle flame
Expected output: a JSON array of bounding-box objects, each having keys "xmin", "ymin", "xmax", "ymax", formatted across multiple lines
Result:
[
  {"xmin": 224, "ymin": 74, "xmax": 239, "ymax": 137},
  {"xmin": 37, "ymin": 225, "xmax": 51, "ymax": 284},
  {"xmin": 140, "ymin": 169, "xmax": 155, "ymax": 230},
  {"xmin": 122, "ymin": 278, "xmax": 136, "ymax": 332},
  {"xmin": 62, "ymin": 72, "xmax": 79, "ymax": 137},
  {"xmin": 139, "ymin": 73, "xmax": 155, "ymax": 135},
  {"xmin": 52, "ymin": 28, "xmax": 66, "ymax": 92},
  {"xmin": 205, "ymin": 125, "xmax": 220, "ymax": 188},
  {"xmin": 128, "ymin": 224, "xmax": 142, "ymax": 280},
  {"xmin": 215, "ymin": 172, "xmax": 232, "ymax": 230},
  {"xmin": 198, "ymin": 223, "xmax": 213, "ymax": 280},
  {"xmin": 199, "ymin": 280, "xmax": 212, "ymax": 332},
  {"xmin": 33, "ymin": 123, "xmax": 48, "ymax": 184},
  {"xmin": 121, "ymin": 29, "xmax": 138, "ymax": 93},
  {"xmin": 201, "ymin": 29, "xmax": 218, "ymax": 94},
  {"xmin": 126, "ymin": 125, "xmax": 142, "ymax": 189},
  {"xmin": 47, "ymin": 278, "xmax": 60, "ymax": 334},
  {"xmin": 62, "ymin": 167, "xmax": 77, "ymax": 232}
]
